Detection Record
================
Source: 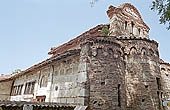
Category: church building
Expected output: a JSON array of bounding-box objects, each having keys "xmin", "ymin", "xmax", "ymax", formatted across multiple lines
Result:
[{"xmin": 0, "ymin": 3, "xmax": 170, "ymax": 110}]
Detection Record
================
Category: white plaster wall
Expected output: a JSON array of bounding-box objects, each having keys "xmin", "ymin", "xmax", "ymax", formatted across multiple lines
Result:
[
  {"xmin": 35, "ymin": 67, "xmax": 52, "ymax": 102},
  {"xmin": 10, "ymin": 55, "xmax": 87, "ymax": 105},
  {"xmin": 10, "ymin": 71, "xmax": 39, "ymax": 101}
]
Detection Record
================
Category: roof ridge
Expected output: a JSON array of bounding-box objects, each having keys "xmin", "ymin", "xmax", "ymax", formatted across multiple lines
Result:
[{"xmin": 48, "ymin": 24, "xmax": 107, "ymax": 55}]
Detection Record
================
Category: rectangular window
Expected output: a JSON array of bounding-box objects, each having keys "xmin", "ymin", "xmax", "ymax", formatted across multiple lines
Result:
[
  {"xmin": 30, "ymin": 82, "xmax": 35, "ymax": 94},
  {"xmin": 12, "ymin": 86, "xmax": 16, "ymax": 96},
  {"xmin": 15, "ymin": 86, "xmax": 18, "ymax": 95},
  {"xmin": 14, "ymin": 86, "xmax": 17, "ymax": 95},
  {"xmin": 18, "ymin": 85, "xmax": 23, "ymax": 95},
  {"xmin": 24, "ymin": 81, "xmax": 36, "ymax": 94},
  {"xmin": 11, "ymin": 86, "xmax": 15, "ymax": 96},
  {"xmin": 11, "ymin": 84, "xmax": 24, "ymax": 96},
  {"xmin": 24, "ymin": 83, "xmax": 27, "ymax": 94},
  {"xmin": 27, "ymin": 83, "xmax": 31, "ymax": 94}
]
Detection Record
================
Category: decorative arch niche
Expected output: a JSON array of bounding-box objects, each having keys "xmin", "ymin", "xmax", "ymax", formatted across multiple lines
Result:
[
  {"xmin": 40, "ymin": 75, "xmax": 48, "ymax": 88},
  {"xmin": 149, "ymin": 49, "xmax": 154, "ymax": 56},
  {"xmin": 129, "ymin": 47, "xmax": 137, "ymax": 55},
  {"xmin": 141, "ymin": 47, "xmax": 147, "ymax": 55}
]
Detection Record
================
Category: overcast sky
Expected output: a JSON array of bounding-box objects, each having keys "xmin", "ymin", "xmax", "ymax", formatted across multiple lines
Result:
[{"xmin": 0, "ymin": 0, "xmax": 170, "ymax": 74}]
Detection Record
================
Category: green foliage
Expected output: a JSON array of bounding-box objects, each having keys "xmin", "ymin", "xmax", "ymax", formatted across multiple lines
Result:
[
  {"xmin": 151, "ymin": 0, "xmax": 170, "ymax": 30},
  {"xmin": 12, "ymin": 69, "xmax": 21, "ymax": 75},
  {"xmin": 100, "ymin": 26, "xmax": 110, "ymax": 36},
  {"xmin": 91, "ymin": 0, "xmax": 170, "ymax": 30},
  {"xmin": 90, "ymin": 0, "xmax": 99, "ymax": 7}
]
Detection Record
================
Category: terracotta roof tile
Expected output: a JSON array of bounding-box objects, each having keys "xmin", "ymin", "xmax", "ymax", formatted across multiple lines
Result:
[
  {"xmin": 12, "ymin": 49, "xmax": 81, "ymax": 79},
  {"xmin": 48, "ymin": 24, "xmax": 108, "ymax": 55},
  {"xmin": 0, "ymin": 74, "xmax": 11, "ymax": 81},
  {"xmin": 0, "ymin": 101, "xmax": 76, "ymax": 108}
]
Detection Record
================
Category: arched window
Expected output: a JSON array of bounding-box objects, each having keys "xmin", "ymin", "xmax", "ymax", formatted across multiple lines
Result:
[
  {"xmin": 95, "ymin": 48, "xmax": 102, "ymax": 57},
  {"xmin": 155, "ymin": 51, "xmax": 159, "ymax": 57},
  {"xmin": 138, "ymin": 28, "xmax": 141, "ymax": 35},
  {"xmin": 161, "ymin": 68, "xmax": 165, "ymax": 71},
  {"xmin": 60, "ymin": 68, "xmax": 65, "ymax": 75},
  {"xmin": 97, "ymin": 48, "xmax": 102, "ymax": 54},
  {"xmin": 108, "ymin": 48, "xmax": 113, "ymax": 55},
  {"xmin": 168, "ymin": 69, "xmax": 170, "ymax": 73},
  {"xmin": 40, "ymin": 75, "xmax": 48, "ymax": 88},
  {"xmin": 149, "ymin": 49, "xmax": 154, "ymax": 56},
  {"xmin": 141, "ymin": 48, "xmax": 147, "ymax": 55},
  {"xmin": 125, "ymin": 21, "xmax": 128, "ymax": 30},
  {"xmin": 131, "ymin": 21, "xmax": 134, "ymax": 34},
  {"xmin": 113, "ymin": 50, "xmax": 121, "ymax": 58},
  {"xmin": 130, "ymin": 47, "xmax": 137, "ymax": 55},
  {"xmin": 117, "ymin": 51, "xmax": 121, "ymax": 56}
]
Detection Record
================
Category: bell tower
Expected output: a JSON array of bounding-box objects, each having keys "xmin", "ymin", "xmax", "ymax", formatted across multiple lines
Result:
[{"xmin": 107, "ymin": 3, "xmax": 150, "ymax": 39}]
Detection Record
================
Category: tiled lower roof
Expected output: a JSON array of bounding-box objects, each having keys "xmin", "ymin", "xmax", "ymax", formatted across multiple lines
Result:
[
  {"xmin": 48, "ymin": 24, "xmax": 108, "ymax": 55},
  {"xmin": 12, "ymin": 49, "xmax": 81, "ymax": 79},
  {"xmin": 0, "ymin": 101, "xmax": 76, "ymax": 108},
  {"xmin": 0, "ymin": 75, "xmax": 11, "ymax": 81}
]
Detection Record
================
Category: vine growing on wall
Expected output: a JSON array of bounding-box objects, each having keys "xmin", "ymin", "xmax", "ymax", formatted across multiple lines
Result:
[
  {"xmin": 11, "ymin": 69, "xmax": 22, "ymax": 75},
  {"xmin": 99, "ymin": 26, "xmax": 110, "ymax": 36}
]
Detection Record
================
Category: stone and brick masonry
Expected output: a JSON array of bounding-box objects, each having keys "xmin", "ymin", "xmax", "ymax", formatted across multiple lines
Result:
[{"xmin": 0, "ymin": 3, "xmax": 170, "ymax": 110}]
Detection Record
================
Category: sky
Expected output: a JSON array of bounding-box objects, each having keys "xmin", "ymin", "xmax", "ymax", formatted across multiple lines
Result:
[{"xmin": 0, "ymin": 0, "xmax": 170, "ymax": 74}]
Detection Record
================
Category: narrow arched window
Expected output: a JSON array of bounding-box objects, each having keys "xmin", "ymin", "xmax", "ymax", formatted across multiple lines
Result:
[
  {"xmin": 161, "ymin": 68, "xmax": 165, "ymax": 71},
  {"xmin": 155, "ymin": 51, "xmax": 159, "ymax": 57},
  {"xmin": 40, "ymin": 75, "xmax": 48, "ymax": 88},
  {"xmin": 125, "ymin": 21, "xmax": 128, "ymax": 30},
  {"xmin": 97, "ymin": 48, "xmax": 103, "ymax": 56},
  {"xmin": 149, "ymin": 49, "xmax": 154, "ymax": 56},
  {"xmin": 138, "ymin": 28, "xmax": 141, "ymax": 35},
  {"xmin": 108, "ymin": 48, "xmax": 113, "ymax": 55},
  {"xmin": 141, "ymin": 48, "xmax": 147, "ymax": 55},
  {"xmin": 131, "ymin": 21, "xmax": 134, "ymax": 34},
  {"xmin": 130, "ymin": 47, "xmax": 137, "ymax": 55}
]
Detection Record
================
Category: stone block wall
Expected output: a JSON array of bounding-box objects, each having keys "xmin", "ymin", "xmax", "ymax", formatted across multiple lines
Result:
[
  {"xmin": 106, "ymin": 3, "xmax": 164, "ymax": 109},
  {"xmin": 80, "ymin": 37, "xmax": 126, "ymax": 110},
  {"xmin": 107, "ymin": 4, "xmax": 150, "ymax": 39},
  {"xmin": 160, "ymin": 63, "xmax": 170, "ymax": 101},
  {"xmin": 6, "ymin": 3, "xmax": 170, "ymax": 110},
  {"xmin": 119, "ymin": 39, "xmax": 162, "ymax": 110},
  {"xmin": 0, "ymin": 80, "xmax": 13, "ymax": 101}
]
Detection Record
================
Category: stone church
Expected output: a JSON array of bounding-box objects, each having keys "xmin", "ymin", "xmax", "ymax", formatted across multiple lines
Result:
[{"xmin": 0, "ymin": 3, "xmax": 170, "ymax": 110}]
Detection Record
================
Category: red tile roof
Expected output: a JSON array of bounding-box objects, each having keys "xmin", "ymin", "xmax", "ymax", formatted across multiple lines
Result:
[
  {"xmin": 12, "ymin": 49, "xmax": 81, "ymax": 79},
  {"xmin": 0, "ymin": 74, "xmax": 11, "ymax": 81},
  {"xmin": 48, "ymin": 24, "xmax": 108, "ymax": 55},
  {"xmin": 0, "ymin": 101, "xmax": 76, "ymax": 108}
]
